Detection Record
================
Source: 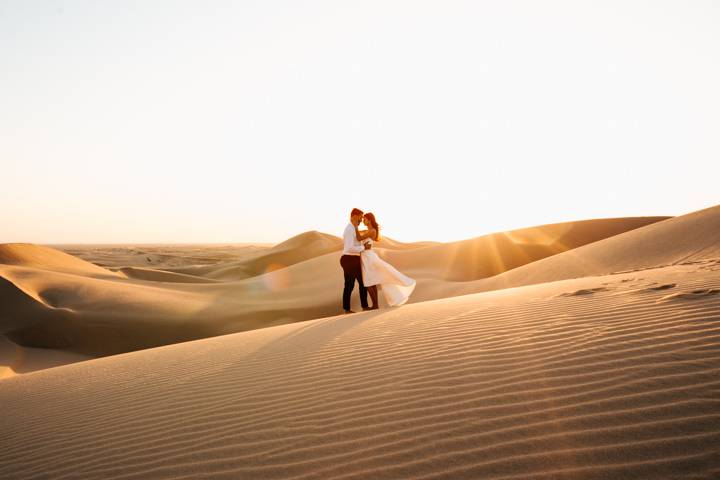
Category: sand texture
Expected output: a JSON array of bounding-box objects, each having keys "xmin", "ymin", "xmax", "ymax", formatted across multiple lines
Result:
[
  {"xmin": 1, "ymin": 262, "xmax": 718, "ymax": 479},
  {"xmin": 1, "ymin": 209, "xmax": 719, "ymax": 479}
]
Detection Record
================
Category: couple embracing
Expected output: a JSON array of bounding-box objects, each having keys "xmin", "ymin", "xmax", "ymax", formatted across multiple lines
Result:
[{"xmin": 340, "ymin": 208, "xmax": 416, "ymax": 313}]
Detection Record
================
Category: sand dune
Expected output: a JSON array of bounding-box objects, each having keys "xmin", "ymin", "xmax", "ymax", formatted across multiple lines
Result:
[
  {"xmin": 157, "ymin": 231, "xmax": 435, "ymax": 281},
  {"xmin": 194, "ymin": 231, "xmax": 346, "ymax": 280},
  {"xmin": 469, "ymin": 204, "xmax": 720, "ymax": 294},
  {"xmin": 1, "ymin": 262, "xmax": 718, "ymax": 479},
  {"xmin": 0, "ymin": 216, "xmax": 667, "ymax": 358},
  {"xmin": 380, "ymin": 216, "xmax": 667, "ymax": 281},
  {"xmin": 0, "ymin": 243, "xmax": 119, "ymax": 277},
  {"xmin": 59, "ymin": 243, "xmax": 271, "ymax": 270},
  {"xmin": 118, "ymin": 267, "xmax": 221, "ymax": 283}
]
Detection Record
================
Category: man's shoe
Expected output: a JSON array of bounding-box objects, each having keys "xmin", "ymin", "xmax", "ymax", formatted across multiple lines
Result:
[
  {"xmin": 362, "ymin": 306, "xmax": 379, "ymax": 311},
  {"xmin": 344, "ymin": 309, "xmax": 356, "ymax": 314}
]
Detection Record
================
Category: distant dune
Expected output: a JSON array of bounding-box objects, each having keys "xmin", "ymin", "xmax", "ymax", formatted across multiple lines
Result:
[
  {"xmin": 381, "ymin": 216, "xmax": 667, "ymax": 281},
  {"xmin": 58, "ymin": 243, "xmax": 272, "ymax": 269},
  {"xmin": 470, "ymin": 204, "xmax": 720, "ymax": 294},
  {"xmin": 183, "ymin": 231, "xmax": 346, "ymax": 280},
  {"xmin": 1, "ymin": 216, "xmax": 666, "ymax": 358},
  {"xmin": 0, "ymin": 242, "xmax": 120, "ymax": 277},
  {"xmin": 118, "ymin": 267, "xmax": 221, "ymax": 284}
]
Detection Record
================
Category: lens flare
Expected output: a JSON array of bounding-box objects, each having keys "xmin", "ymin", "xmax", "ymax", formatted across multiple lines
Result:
[{"xmin": 262, "ymin": 263, "xmax": 289, "ymax": 291}]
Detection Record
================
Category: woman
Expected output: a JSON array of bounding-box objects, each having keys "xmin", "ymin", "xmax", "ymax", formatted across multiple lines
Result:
[{"xmin": 354, "ymin": 213, "xmax": 416, "ymax": 308}]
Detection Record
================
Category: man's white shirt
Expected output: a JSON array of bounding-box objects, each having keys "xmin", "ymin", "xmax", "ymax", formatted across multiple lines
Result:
[{"xmin": 343, "ymin": 223, "xmax": 365, "ymax": 255}]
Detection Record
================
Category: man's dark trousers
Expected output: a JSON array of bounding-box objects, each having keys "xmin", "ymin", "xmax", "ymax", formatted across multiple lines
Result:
[{"xmin": 341, "ymin": 254, "xmax": 368, "ymax": 311}]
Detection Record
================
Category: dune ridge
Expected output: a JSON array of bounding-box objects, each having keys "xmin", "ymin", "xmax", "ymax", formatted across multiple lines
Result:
[
  {"xmin": 381, "ymin": 216, "xmax": 668, "ymax": 281},
  {"xmin": 59, "ymin": 243, "xmax": 271, "ymax": 270},
  {"xmin": 470, "ymin": 204, "xmax": 720, "ymax": 293},
  {"xmin": 0, "ymin": 243, "xmax": 118, "ymax": 277},
  {"xmin": 1, "ymin": 262, "xmax": 718, "ymax": 479}
]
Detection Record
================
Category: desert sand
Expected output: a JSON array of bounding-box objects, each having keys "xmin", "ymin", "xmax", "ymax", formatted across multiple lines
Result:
[
  {"xmin": 1, "ymin": 208, "xmax": 719, "ymax": 479},
  {"xmin": 1, "ymin": 216, "xmax": 664, "ymax": 359}
]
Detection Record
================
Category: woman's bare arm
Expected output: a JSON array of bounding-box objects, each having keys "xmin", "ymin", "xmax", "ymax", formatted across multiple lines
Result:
[
  {"xmin": 355, "ymin": 226, "xmax": 372, "ymax": 241},
  {"xmin": 358, "ymin": 228, "xmax": 378, "ymax": 241}
]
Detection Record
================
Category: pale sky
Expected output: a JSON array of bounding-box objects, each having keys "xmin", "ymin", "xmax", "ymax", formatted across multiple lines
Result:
[{"xmin": 2, "ymin": 1, "xmax": 719, "ymax": 244}]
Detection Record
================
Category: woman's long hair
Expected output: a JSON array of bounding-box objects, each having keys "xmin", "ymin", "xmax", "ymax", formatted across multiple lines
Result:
[{"xmin": 364, "ymin": 213, "xmax": 381, "ymax": 241}]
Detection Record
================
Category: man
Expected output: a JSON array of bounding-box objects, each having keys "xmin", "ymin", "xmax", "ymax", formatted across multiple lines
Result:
[{"xmin": 341, "ymin": 208, "xmax": 371, "ymax": 313}]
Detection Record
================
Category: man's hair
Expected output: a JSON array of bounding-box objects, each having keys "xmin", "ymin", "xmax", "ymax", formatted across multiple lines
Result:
[{"xmin": 350, "ymin": 208, "xmax": 364, "ymax": 217}]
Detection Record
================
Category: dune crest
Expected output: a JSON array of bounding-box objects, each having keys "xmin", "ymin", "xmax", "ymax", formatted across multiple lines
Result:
[
  {"xmin": 0, "ymin": 243, "xmax": 118, "ymax": 277},
  {"xmin": 471, "ymin": 204, "xmax": 720, "ymax": 293},
  {"xmin": 382, "ymin": 216, "xmax": 668, "ymax": 281}
]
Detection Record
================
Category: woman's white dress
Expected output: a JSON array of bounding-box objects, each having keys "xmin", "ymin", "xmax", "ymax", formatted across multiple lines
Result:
[{"xmin": 361, "ymin": 238, "xmax": 416, "ymax": 306}]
